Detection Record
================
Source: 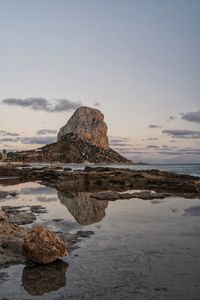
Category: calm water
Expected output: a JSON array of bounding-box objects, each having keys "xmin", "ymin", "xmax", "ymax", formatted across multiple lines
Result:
[{"xmin": 0, "ymin": 179, "xmax": 200, "ymax": 300}]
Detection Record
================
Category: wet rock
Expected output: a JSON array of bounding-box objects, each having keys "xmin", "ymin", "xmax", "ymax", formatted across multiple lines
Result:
[
  {"xmin": 23, "ymin": 225, "xmax": 68, "ymax": 264},
  {"xmin": 1, "ymin": 206, "xmax": 36, "ymax": 225},
  {"xmin": 22, "ymin": 259, "xmax": 68, "ymax": 296},
  {"xmin": 63, "ymin": 230, "xmax": 94, "ymax": 253},
  {"xmin": 30, "ymin": 205, "xmax": 47, "ymax": 214},
  {"xmin": 63, "ymin": 167, "xmax": 72, "ymax": 172},
  {"xmin": 8, "ymin": 212, "xmax": 36, "ymax": 225},
  {"xmin": 0, "ymin": 211, "xmax": 27, "ymax": 267}
]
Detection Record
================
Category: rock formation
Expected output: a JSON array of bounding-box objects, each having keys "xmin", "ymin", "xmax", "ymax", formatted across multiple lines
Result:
[
  {"xmin": 14, "ymin": 106, "xmax": 131, "ymax": 163},
  {"xmin": 57, "ymin": 106, "xmax": 109, "ymax": 149},
  {"xmin": 18, "ymin": 133, "xmax": 130, "ymax": 163},
  {"xmin": 23, "ymin": 225, "xmax": 67, "ymax": 264}
]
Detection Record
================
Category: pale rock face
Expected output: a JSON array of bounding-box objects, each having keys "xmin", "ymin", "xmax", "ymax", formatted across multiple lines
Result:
[{"xmin": 57, "ymin": 106, "xmax": 109, "ymax": 149}]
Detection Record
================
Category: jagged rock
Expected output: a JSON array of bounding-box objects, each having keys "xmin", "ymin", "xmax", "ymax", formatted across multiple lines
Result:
[
  {"xmin": 57, "ymin": 106, "xmax": 109, "ymax": 149},
  {"xmin": 23, "ymin": 225, "xmax": 68, "ymax": 264}
]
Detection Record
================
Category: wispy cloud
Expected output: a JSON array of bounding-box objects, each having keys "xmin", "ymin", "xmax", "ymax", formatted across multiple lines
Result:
[
  {"xmin": 148, "ymin": 124, "xmax": 162, "ymax": 129},
  {"xmin": 181, "ymin": 110, "xmax": 200, "ymax": 124},
  {"xmin": 2, "ymin": 98, "xmax": 81, "ymax": 113},
  {"xmin": 162, "ymin": 129, "xmax": 200, "ymax": 139},
  {"xmin": 0, "ymin": 136, "xmax": 56, "ymax": 145},
  {"xmin": 147, "ymin": 145, "xmax": 159, "ymax": 149},
  {"xmin": 36, "ymin": 129, "xmax": 57, "ymax": 135},
  {"xmin": 146, "ymin": 137, "xmax": 159, "ymax": 141},
  {"xmin": 0, "ymin": 130, "xmax": 20, "ymax": 136},
  {"xmin": 167, "ymin": 116, "xmax": 177, "ymax": 122}
]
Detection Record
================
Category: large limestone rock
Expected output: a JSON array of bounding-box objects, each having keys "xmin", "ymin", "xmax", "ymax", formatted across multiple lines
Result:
[
  {"xmin": 23, "ymin": 225, "xmax": 67, "ymax": 264},
  {"xmin": 57, "ymin": 106, "xmax": 109, "ymax": 149}
]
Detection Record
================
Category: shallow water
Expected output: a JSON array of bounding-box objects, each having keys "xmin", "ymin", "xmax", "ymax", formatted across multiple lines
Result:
[{"xmin": 0, "ymin": 182, "xmax": 200, "ymax": 299}]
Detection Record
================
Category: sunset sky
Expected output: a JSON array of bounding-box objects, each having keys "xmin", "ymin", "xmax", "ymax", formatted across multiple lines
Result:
[{"xmin": 0, "ymin": 0, "xmax": 199, "ymax": 163}]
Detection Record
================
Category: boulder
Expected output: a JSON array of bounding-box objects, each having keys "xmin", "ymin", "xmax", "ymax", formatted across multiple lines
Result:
[
  {"xmin": 23, "ymin": 225, "xmax": 68, "ymax": 264},
  {"xmin": 57, "ymin": 106, "xmax": 109, "ymax": 149}
]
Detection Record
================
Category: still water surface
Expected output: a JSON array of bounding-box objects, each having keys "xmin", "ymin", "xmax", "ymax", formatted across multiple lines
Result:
[{"xmin": 0, "ymin": 180, "xmax": 200, "ymax": 299}]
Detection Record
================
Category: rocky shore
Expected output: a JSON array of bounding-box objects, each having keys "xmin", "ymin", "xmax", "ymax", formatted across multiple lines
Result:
[
  {"xmin": 0, "ymin": 165, "xmax": 199, "ymax": 198},
  {"xmin": 0, "ymin": 164, "xmax": 200, "ymax": 270},
  {"xmin": 0, "ymin": 204, "xmax": 94, "ymax": 269}
]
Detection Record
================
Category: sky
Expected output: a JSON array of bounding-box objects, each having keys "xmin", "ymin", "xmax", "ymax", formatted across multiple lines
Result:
[{"xmin": 0, "ymin": 0, "xmax": 199, "ymax": 163}]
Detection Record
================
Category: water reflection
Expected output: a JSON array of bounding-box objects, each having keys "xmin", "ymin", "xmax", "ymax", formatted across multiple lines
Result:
[
  {"xmin": 22, "ymin": 259, "xmax": 68, "ymax": 296},
  {"xmin": 184, "ymin": 205, "xmax": 200, "ymax": 216},
  {"xmin": 57, "ymin": 191, "xmax": 108, "ymax": 225}
]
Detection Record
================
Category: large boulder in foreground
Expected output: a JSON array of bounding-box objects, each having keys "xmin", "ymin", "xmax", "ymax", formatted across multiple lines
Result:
[
  {"xmin": 23, "ymin": 225, "xmax": 67, "ymax": 264},
  {"xmin": 57, "ymin": 106, "xmax": 109, "ymax": 149}
]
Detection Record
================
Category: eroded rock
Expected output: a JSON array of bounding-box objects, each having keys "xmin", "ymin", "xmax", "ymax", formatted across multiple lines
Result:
[
  {"xmin": 57, "ymin": 106, "xmax": 109, "ymax": 149},
  {"xmin": 23, "ymin": 225, "xmax": 68, "ymax": 264}
]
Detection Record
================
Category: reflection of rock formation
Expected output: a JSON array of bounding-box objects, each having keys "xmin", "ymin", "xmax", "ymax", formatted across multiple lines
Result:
[
  {"xmin": 22, "ymin": 259, "xmax": 68, "ymax": 296},
  {"xmin": 57, "ymin": 191, "xmax": 108, "ymax": 225}
]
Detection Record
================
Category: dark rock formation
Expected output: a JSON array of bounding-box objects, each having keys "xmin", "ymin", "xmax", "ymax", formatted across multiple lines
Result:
[
  {"xmin": 57, "ymin": 106, "xmax": 109, "ymax": 149},
  {"xmin": 58, "ymin": 191, "xmax": 108, "ymax": 225},
  {"xmin": 18, "ymin": 133, "xmax": 130, "ymax": 163},
  {"xmin": 23, "ymin": 225, "xmax": 68, "ymax": 264}
]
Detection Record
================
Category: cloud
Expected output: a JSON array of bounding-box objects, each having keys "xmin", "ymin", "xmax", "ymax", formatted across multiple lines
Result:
[
  {"xmin": 0, "ymin": 137, "xmax": 16, "ymax": 142},
  {"xmin": 148, "ymin": 124, "xmax": 162, "ymax": 129},
  {"xmin": 20, "ymin": 136, "xmax": 56, "ymax": 144},
  {"xmin": 0, "ymin": 130, "xmax": 20, "ymax": 136},
  {"xmin": 162, "ymin": 129, "xmax": 200, "ymax": 139},
  {"xmin": 147, "ymin": 138, "xmax": 159, "ymax": 141},
  {"xmin": 2, "ymin": 98, "xmax": 81, "ymax": 112},
  {"xmin": 36, "ymin": 129, "xmax": 57, "ymax": 135},
  {"xmin": 181, "ymin": 110, "xmax": 200, "ymax": 123},
  {"xmin": 147, "ymin": 145, "xmax": 159, "ymax": 149},
  {"xmin": 0, "ymin": 136, "xmax": 56, "ymax": 145},
  {"xmin": 167, "ymin": 116, "xmax": 177, "ymax": 122},
  {"xmin": 109, "ymin": 136, "xmax": 130, "ymax": 147}
]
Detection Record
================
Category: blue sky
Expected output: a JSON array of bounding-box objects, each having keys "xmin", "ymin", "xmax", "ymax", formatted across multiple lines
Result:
[{"xmin": 0, "ymin": 0, "xmax": 199, "ymax": 163}]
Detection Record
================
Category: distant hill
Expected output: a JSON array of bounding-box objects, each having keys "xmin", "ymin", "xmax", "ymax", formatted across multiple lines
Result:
[{"xmin": 18, "ymin": 133, "xmax": 130, "ymax": 163}]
